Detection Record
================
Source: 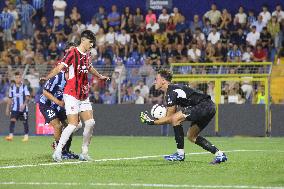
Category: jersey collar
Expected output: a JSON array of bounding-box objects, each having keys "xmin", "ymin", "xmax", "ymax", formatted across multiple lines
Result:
[{"xmin": 76, "ymin": 47, "xmax": 87, "ymax": 55}]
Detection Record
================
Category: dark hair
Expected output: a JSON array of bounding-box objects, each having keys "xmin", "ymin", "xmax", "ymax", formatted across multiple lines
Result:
[
  {"xmin": 15, "ymin": 72, "xmax": 21, "ymax": 76},
  {"xmin": 158, "ymin": 69, "xmax": 172, "ymax": 82},
  {"xmin": 65, "ymin": 42, "xmax": 77, "ymax": 50},
  {"xmin": 80, "ymin": 30, "xmax": 96, "ymax": 44}
]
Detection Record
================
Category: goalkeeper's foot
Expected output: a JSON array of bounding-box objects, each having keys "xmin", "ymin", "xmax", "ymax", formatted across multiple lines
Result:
[
  {"xmin": 164, "ymin": 152, "xmax": 185, "ymax": 161},
  {"xmin": 210, "ymin": 152, "xmax": 227, "ymax": 164}
]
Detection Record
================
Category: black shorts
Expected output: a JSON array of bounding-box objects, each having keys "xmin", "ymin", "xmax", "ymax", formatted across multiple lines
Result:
[
  {"xmin": 181, "ymin": 99, "xmax": 216, "ymax": 131},
  {"xmin": 10, "ymin": 111, "xmax": 28, "ymax": 121},
  {"xmin": 39, "ymin": 103, "xmax": 67, "ymax": 124}
]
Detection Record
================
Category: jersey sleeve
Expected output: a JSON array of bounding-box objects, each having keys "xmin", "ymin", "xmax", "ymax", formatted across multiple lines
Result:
[
  {"xmin": 166, "ymin": 91, "xmax": 177, "ymax": 107},
  {"xmin": 24, "ymin": 85, "xmax": 30, "ymax": 96},
  {"xmin": 44, "ymin": 75, "xmax": 59, "ymax": 92},
  {"xmin": 60, "ymin": 49, "xmax": 74, "ymax": 67}
]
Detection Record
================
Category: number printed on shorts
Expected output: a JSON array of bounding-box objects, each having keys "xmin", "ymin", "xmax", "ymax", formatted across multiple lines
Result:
[{"xmin": 47, "ymin": 110, "xmax": 55, "ymax": 118}]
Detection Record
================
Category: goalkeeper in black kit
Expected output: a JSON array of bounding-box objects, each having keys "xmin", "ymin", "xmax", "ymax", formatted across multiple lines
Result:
[{"xmin": 140, "ymin": 70, "xmax": 227, "ymax": 164}]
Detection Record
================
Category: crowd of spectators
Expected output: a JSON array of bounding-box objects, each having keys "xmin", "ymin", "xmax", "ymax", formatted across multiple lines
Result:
[{"xmin": 0, "ymin": 0, "xmax": 284, "ymax": 104}]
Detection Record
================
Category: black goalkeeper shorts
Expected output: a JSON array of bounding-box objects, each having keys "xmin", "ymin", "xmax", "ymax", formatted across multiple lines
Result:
[{"xmin": 181, "ymin": 99, "xmax": 216, "ymax": 131}]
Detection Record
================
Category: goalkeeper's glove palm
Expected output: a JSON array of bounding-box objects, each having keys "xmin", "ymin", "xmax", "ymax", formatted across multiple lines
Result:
[{"xmin": 140, "ymin": 111, "xmax": 155, "ymax": 125}]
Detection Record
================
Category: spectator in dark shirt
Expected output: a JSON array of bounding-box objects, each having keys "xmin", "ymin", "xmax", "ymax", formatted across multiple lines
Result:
[
  {"xmin": 147, "ymin": 44, "xmax": 161, "ymax": 65},
  {"xmin": 260, "ymin": 27, "xmax": 272, "ymax": 49},
  {"xmin": 230, "ymin": 28, "xmax": 246, "ymax": 47},
  {"xmin": 167, "ymin": 30, "xmax": 178, "ymax": 46},
  {"xmin": 94, "ymin": 6, "xmax": 106, "ymax": 26},
  {"xmin": 164, "ymin": 44, "xmax": 177, "ymax": 64},
  {"xmin": 220, "ymin": 29, "xmax": 230, "ymax": 44},
  {"xmin": 148, "ymin": 85, "xmax": 164, "ymax": 104},
  {"xmin": 144, "ymin": 28, "xmax": 154, "ymax": 48},
  {"xmin": 90, "ymin": 91, "xmax": 103, "ymax": 104}
]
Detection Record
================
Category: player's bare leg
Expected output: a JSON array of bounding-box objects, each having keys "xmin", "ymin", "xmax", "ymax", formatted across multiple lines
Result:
[
  {"xmin": 79, "ymin": 110, "xmax": 95, "ymax": 161},
  {"xmin": 50, "ymin": 119, "xmax": 62, "ymax": 142}
]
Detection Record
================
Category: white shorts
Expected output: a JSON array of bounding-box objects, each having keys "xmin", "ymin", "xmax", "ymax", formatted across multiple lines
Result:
[{"xmin": 63, "ymin": 94, "xmax": 93, "ymax": 115}]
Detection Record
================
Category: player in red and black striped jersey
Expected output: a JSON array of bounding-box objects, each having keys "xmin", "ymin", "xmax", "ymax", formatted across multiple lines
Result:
[{"xmin": 43, "ymin": 30, "xmax": 109, "ymax": 162}]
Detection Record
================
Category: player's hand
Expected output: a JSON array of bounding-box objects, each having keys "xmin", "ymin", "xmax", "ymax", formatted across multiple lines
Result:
[
  {"xmin": 140, "ymin": 111, "xmax": 154, "ymax": 125},
  {"xmin": 99, "ymin": 75, "xmax": 110, "ymax": 81},
  {"xmin": 57, "ymin": 100, "xmax": 65, "ymax": 107}
]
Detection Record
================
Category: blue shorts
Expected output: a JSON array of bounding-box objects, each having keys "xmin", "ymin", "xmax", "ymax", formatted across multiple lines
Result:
[
  {"xmin": 39, "ymin": 103, "xmax": 67, "ymax": 124},
  {"xmin": 10, "ymin": 111, "xmax": 28, "ymax": 121}
]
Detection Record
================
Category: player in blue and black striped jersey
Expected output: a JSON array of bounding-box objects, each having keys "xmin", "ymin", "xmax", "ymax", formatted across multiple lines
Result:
[
  {"xmin": 39, "ymin": 42, "xmax": 80, "ymax": 159},
  {"xmin": 5, "ymin": 72, "xmax": 30, "ymax": 142}
]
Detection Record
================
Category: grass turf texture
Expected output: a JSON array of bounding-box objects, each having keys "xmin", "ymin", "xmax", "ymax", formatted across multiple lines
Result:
[{"xmin": 0, "ymin": 136, "xmax": 283, "ymax": 189}]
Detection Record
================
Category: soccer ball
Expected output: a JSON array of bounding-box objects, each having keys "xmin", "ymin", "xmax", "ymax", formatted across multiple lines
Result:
[{"xmin": 151, "ymin": 104, "xmax": 167, "ymax": 119}]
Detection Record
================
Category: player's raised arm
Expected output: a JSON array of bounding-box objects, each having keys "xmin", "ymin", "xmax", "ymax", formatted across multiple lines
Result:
[
  {"xmin": 43, "ymin": 64, "xmax": 65, "ymax": 81},
  {"xmin": 43, "ymin": 49, "xmax": 74, "ymax": 81}
]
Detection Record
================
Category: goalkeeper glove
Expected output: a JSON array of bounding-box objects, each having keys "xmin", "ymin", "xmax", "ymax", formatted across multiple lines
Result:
[{"xmin": 140, "ymin": 111, "xmax": 155, "ymax": 125}]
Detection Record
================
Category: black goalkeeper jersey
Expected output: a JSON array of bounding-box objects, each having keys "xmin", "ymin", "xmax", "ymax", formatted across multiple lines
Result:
[{"xmin": 166, "ymin": 84, "xmax": 211, "ymax": 107}]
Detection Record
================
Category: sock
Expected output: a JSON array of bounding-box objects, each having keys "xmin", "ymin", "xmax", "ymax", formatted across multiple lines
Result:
[
  {"xmin": 55, "ymin": 124, "xmax": 76, "ymax": 154},
  {"xmin": 195, "ymin": 136, "xmax": 219, "ymax": 154},
  {"xmin": 177, "ymin": 149, "xmax": 185, "ymax": 155},
  {"xmin": 9, "ymin": 121, "xmax": 16, "ymax": 134},
  {"xmin": 23, "ymin": 121, "xmax": 29, "ymax": 135},
  {"xmin": 215, "ymin": 150, "xmax": 224, "ymax": 156},
  {"xmin": 82, "ymin": 119, "xmax": 95, "ymax": 155},
  {"xmin": 173, "ymin": 125, "xmax": 184, "ymax": 152}
]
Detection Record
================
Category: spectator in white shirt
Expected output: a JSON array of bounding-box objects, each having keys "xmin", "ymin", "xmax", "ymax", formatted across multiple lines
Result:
[
  {"xmin": 252, "ymin": 15, "xmax": 266, "ymax": 32},
  {"xmin": 272, "ymin": 4, "xmax": 284, "ymax": 22},
  {"xmin": 146, "ymin": 18, "xmax": 160, "ymax": 33},
  {"xmin": 105, "ymin": 26, "xmax": 117, "ymax": 57},
  {"xmin": 242, "ymin": 46, "xmax": 253, "ymax": 62},
  {"xmin": 134, "ymin": 89, "xmax": 145, "ymax": 104},
  {"xmin": 75, "ymin": 19, "xmax": 86, "ymax": 33},
  {"xmin": 207, "ymin": 26, "xmax": 220, "ymax": 45},
  {"xmin": 116, "ymin": 29, "xmax": 130, "ymax": 58},
  {"xmin": 203, "ymin": 3, "xmax": 221, "ymax": 25},
  {"xmin": 259, "ymin": 5, "xmax": 271, "ymax": 24},
  {"xmin": 234, "ymin": 6, "xmax": 247, "ymax": 27},
  {"xmin": 187, "ymin": 43, "xmax": 201, "ymax": 62},
  {"xmin": 87, "ymin": 17, "xmax": 99, "ymax": 34},
  {"xmin": 53, "ymin": 0, "xmax": 67, "ymax": 24},
  {"xmin": 246, "ymin": 26, "xmax": 260, "ymax": 46},
  {"xmin": 134, "ymin": 80, "xmax": 149, "ymax": 99},
  {"xmin": 158, "ymin": 8, "xmax": 170, "ymax": 31},
  {"xmin": 193, "ymin": 27, "xmax": 206, "ymax": 48}
]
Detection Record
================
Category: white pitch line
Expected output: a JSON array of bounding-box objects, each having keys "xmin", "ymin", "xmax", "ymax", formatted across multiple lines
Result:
[
  {"xmin": 0, "ymin": 149, "xmax": 283, "ymax": 170},
  {"xmin": 0, "ymin": 182, "xmax": 283, "ymax": 189}
]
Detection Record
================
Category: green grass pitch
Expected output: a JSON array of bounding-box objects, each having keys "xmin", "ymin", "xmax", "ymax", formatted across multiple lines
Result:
[{"xmin": 0, "ymin": 136, "xmax": 283, "ymax": 189}]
